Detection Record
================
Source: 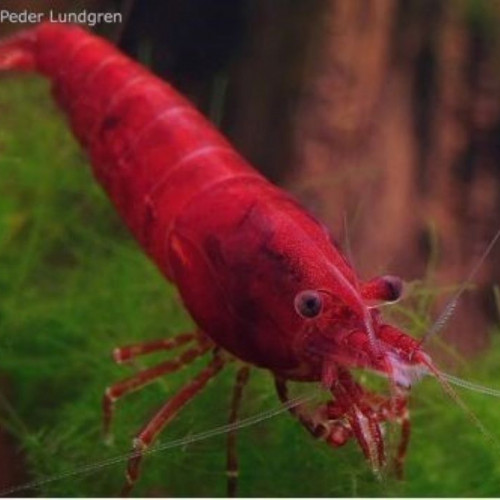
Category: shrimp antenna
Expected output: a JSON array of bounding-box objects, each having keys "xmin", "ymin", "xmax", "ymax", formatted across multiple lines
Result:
[
  {"xmin": 0, "ymin": 392, "xmax": 318, "ymax": 497},
  {"xmin": 440, "ymin": 372, "xmax": 500, "ymax": 398},
  {"xmin": 417, "ymin": 227, "xmax": 500, "ymax": 349},
  {"xmin": 422, "ymin": 360, "xmax": 498, "ymax": 449},
  {"xmin": 342, "ymin": 211, "xmax": 355, "ymax": 267},
  {"xmin": 338, "ymin": 212, "xmax": 381, "ymax": 357}
]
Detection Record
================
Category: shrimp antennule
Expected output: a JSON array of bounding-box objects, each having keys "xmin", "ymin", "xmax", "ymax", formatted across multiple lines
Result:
[
  {"xmin": 418, "ymin": 356, "xmax": 499, "ymax": 448},
  {"xmin": 417, "ymin": 227, "xmax": 500, "ymax": 350},
  {"xmin": 440, "ymin": 372, "xmax": 500, "ymax": 398}
]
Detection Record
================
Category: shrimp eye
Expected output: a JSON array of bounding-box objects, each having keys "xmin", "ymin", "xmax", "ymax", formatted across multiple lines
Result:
[{"xmin": 294, "ymin": 290, "xmax": 323, "ymax": 318}]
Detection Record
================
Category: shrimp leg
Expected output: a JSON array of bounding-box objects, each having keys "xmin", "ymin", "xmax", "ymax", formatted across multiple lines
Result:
[
  {"xmin": 112, "ymin": 332, "xmax": 197, "ymax": 364},
  {"xmin": 276, "ymin": 374, "xmax": 389, "ymax": 473},
  {"xmin": 103, "ymin": 340, "xmax": 211, "ymax": 440},
  {"xmin": 274, "ymin": 377, "xmax": 324, "ymax": 437},
  {"xmin": 122, "ymin": 352, "xmax": 226, "ymax": 496},
  {"xmin": 393, "ymin": 400, "xmax": 411, "ymax": 478},
  {"xmin": 226, "ymin": 365, "xmax": 250, "ymax": 497}
]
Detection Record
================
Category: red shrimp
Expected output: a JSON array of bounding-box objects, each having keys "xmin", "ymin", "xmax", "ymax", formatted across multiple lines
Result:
[{"xmin": 0, "ymin": 22, "xmax": 496, "ymax": 496}]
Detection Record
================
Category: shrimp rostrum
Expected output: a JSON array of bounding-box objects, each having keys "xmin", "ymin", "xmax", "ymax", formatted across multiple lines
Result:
[{"xmin": 0, "ymin": 22, "xmax": 496, "ymax": 495}]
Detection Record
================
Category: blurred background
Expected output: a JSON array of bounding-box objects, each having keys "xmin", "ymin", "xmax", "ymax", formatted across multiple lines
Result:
[{"xmin": 1, "ymin": 0, "xmax": 500, "ymax": 496}]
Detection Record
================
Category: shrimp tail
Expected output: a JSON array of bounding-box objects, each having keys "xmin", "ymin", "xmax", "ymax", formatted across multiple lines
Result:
[{"xmin": 0, "ymin": 26, "xmax": 38, "ymax": 72}]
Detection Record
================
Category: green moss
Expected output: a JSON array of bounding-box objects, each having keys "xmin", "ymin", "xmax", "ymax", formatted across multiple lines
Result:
[{"xmin": 1, "ymin": 77, "xmax": 500, "ymax": 497}]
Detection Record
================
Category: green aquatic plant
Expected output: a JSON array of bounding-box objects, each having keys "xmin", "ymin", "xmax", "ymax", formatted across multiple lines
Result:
[{"xmin": 1, "ymin": 78, "xmax": 500, "ymax": 497}]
